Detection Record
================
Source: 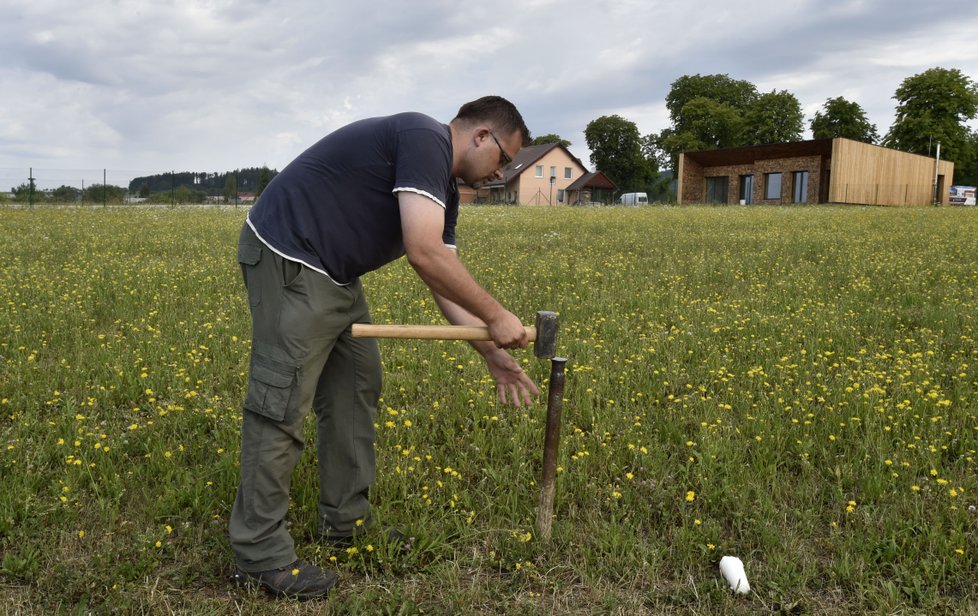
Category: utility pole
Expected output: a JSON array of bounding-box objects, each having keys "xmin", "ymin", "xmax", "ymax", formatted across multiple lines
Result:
[{"xmin": 28, "ymin": 168, "xmax": 35, "ymax": 208}]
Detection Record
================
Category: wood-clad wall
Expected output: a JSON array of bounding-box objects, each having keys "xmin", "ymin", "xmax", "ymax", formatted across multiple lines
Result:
[{"xmin": 829, "ymin": 138, "xmax": 955, "ymax": 206}]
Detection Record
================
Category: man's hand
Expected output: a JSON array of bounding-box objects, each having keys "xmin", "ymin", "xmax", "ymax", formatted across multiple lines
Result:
[
  {"xmin": 485, "ymin": 348, "xmax": 540, "ymax": 406},
  {"xmin": 486, "ymin": 311, "xmax": 530, "ymax": 350}
]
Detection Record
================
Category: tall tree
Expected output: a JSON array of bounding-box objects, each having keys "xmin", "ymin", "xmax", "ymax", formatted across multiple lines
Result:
[
  {"xmin": 584, "ymin": 115, "xmax": 657, "ymax": 192},
  {"xmin": 741, "ymin": 90, "xmax": 804, "ymax": 146},
  {"xmin": 677, "ymin": 97, "xmax": 745, "ymax": 149},
  {"xmin": 665, "ymin": 74, "xmax": 758, "ymax": 131},
  {"xmin": 256, "ymin": 166, "xmax": 273, "ymax": 198},
  {"xmin": 224, "ymin": 174, "xmax": 238, "ymax": 203},
  {"xmin": 531, "ymin": 134, "xmax": 571, "ymax": 148},
  {"xmin": 810, "ymin": 97, "xmax": 879, "ymax": 143},
  {"xmin": 883, "ymin": 67, "xmax": 978, "ymax": 167},
  {"xmin": 957, "ymin": 130, "xmax": 978, "ymax": 186},
  {"xmin": 656, "ymin": 74, "xmax": 760, "ymax": 171}
]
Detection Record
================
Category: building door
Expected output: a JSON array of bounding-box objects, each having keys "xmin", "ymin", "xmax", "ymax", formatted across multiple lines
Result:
[
  {"xmin": 792, "ymin": 171, "xmax": 809, "ymax": 203},
  {"xmin": 739, "ymin": 175, "xmax": 754, "ymax": 204}
]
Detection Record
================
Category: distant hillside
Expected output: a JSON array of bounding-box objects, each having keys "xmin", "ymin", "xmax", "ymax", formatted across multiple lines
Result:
[{"xmin": 128, "ymin": 167, "xmax": 277, "ymax": 196}]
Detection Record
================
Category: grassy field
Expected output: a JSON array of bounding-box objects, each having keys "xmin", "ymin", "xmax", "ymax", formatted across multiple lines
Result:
[{"xmin": 1, "ymin": 204, "xmax": 978, "ymax": 614}]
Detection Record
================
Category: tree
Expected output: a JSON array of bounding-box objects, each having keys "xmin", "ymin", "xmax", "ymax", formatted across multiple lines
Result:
[
  {"xmin": 741, "ymin": 90, "xmax": 804, "ymax": 146},
  {"xmin": 183, "ymin": 186, "xmax": 207, "ymax": 203},
  {"xmin": 678, "ymin": 97, "xmax": 745, "ymax": 149},
  {"xmin": 224, "ymin": 174, "xmax": 238, "ymax": 203},
  {"xmin": 256, "ymin": 166, "xmax": 273, "ymax": 198},
  {"xmin": 51, "ymin": 185, "xmax": 82, "ymax": 203},
  {"xmin": 656, "ymin": 74, "xmax": 759, "ymax": 171},
  {"xmin": 883, "ymin": 67, "xmax": 978, "ymax": 168},
  {"xmin": 810, "ymin": 97, "xmax": 879, "ymax": 143},
  {"xmin": 82, "ymin": 184, "xmax": 127, "ymax": 205},
  {"xmin": 584, "ymin": 115, "xmax": 658, "ymax": 193},
  {"xmin": 11, "ymin": 182, "xmax": 36, "ymax": 203},
  {"xmin": 531, "ymin": 134, "xmax": 571, "ymax": 148},
  {"xmin": 665, "ymin": 74, "xmax": 758, "ymax": 131},
  {"xmin": 956, "ymin": 130, "xmax": 978, "ymax": 186}
]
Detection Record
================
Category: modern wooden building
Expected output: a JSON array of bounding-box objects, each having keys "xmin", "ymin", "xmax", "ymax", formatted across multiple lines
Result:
[{"xmin": 678, "ymin": 138, "xmax": 955, "ymax": 206}]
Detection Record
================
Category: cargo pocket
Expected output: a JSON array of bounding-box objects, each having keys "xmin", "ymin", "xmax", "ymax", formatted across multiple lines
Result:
[
  {"xmin": 243, "ymin": 352, "xmax": 298, "ymax": 422},
  {"xmin": 237, "ymin": 243, "xmax": 263, "ymax": 307}
]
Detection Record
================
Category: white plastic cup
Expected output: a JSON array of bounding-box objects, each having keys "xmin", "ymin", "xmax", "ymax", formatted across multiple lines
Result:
[{"xmin": 719, "ymin": 556, "xmax": 750, "ymax": 594}]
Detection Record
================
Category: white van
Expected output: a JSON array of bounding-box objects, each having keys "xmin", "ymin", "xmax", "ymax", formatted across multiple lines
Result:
[{"xmin": 619, "ymin": 192, "xmax": 648, "ymax": 205}]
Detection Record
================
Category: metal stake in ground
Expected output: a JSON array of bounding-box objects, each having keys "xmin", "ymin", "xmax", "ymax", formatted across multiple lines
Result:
[{"xmin": 536, "ymin": 356, "xmax": 567, "ymax": 543}]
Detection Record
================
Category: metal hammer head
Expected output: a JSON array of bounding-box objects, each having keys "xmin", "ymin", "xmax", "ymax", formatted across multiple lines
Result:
[{"xmin": 534, "ymin": 310, "xmax": 559, "ymax": 359}]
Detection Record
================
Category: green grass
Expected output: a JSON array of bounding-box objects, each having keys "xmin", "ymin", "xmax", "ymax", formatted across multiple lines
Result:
[{"xmin": 2, "ymin": 204, "xmax": 978, "ymax": 614}]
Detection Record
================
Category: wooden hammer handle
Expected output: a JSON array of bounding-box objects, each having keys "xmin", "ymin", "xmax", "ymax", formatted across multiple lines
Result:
[{"xmin": 352, "ymin": 323, "xmax": 538, "ymax": 342}]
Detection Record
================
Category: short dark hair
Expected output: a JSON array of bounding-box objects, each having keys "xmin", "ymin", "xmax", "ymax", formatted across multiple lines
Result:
[{"xmin": 453, "ymin": 96, "xmax": 530, "ymax": 146}]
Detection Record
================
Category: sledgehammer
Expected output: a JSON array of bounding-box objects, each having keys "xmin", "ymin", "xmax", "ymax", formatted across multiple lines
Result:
[
  {"xmin": 352, "ymin": 310, "xmax": 558, "ymax": 359},
  {"xmin": 352, "ymin": 310, "xmax": 567, "ymax": 542}
]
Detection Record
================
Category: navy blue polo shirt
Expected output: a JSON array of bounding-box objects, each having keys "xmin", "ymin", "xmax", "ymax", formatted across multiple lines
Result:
[{"xmin": 247, "ymin": 112, "xmax": 459, "ymax": 285}]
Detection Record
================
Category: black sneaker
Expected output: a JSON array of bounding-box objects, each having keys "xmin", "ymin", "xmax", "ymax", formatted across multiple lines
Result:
[
  {"xmin": 321, "ymin": 527, "xmax": 406, "ymax": 549},
  {"xmin": 233, "ymin": 559, "xmax": 338, "ymax": 600}
]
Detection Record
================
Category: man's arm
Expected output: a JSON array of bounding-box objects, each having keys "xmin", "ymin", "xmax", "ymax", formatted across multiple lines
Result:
[{"xmin": 398, "ymin": 191, "xmax": 527, "ymax": 350}]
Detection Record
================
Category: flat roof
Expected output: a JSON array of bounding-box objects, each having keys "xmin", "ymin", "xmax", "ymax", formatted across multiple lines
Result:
[{"xmin": 684, "ymin": 139, "xmax": 834, "ymax": 167}]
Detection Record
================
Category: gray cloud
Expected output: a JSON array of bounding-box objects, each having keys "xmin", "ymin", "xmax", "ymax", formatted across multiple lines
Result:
[{"xmin": 1, "ymin": 0, "xmax": 976, "ymax": 188}]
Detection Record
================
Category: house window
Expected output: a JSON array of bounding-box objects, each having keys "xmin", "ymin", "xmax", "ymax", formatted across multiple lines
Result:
[
  {"xmin": 706, "ymin": 177, "xmax": 728, "ymax": 204},
  {"xmin": 739, "ymin": 175, "xmax": 754, "ymax": 204},
  {"xmin": 535, "ymin": 165, "xmax": 543, "ymax": 178},
  {"xmin": 764, "ymin": 173, "xmax": 782, "ymax": 200},
  {"xmin": 550, "ymin": 166, "xmax": 557, "ymax": 179},
  {"xmin": 564, "ymin": 167, "xmax": 572, "ymax": 179},
  {"xmin": 792, "ymin": 171, "xmax": 809, "ymax": 203},
  {"xmin": 557, "ymin": 189, "xmax": 565, "ymax": 202}
]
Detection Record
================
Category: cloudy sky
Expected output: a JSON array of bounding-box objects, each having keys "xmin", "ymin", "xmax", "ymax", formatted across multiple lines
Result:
[{"xmin": 1, "ymin": 0, "xmax": 976, "ymax": 190}]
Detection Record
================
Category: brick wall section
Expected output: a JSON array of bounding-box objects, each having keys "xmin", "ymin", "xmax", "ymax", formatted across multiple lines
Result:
[
  {"xmin": 680, "ymin": 157, "xmax": 704, "ymax": 204},
  {"xmin": 681, "ymin": 153, "xmax": 829, "ymax": 204}
]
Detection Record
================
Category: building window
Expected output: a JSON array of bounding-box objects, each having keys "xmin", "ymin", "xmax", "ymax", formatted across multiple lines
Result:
[
  {"xmin": 739, "ymin": 175, "xmax": 754, "ymax": 204},
  {"xmin": 706, "ymin": 177, "xmax": 728, "ymax": 204},
  {"xmin": 764, "ymin": 173, "xmax": 782, "ymax": 200},
  {"xmin": 535, "ymin": 165, "xmax": 543, "ymax": 178},
  {"xmin": 557, "ymin": 189, "xmax": 565, "ymax": 202},
  {"xmin": 792, "ymin": 171, "xmax": 809, "ymax": 203},
  {"xmin": 550, "ymin": 166, "xmax": 557, "ymax": 179},
  {"xmin": 564, "ymin": 167, "xmax": 572, "ymax": 179}
]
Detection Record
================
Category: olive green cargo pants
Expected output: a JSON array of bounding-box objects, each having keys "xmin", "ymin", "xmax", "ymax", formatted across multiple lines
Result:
[{"xmin": 229, "ymin": 222, "xmax": 382, "ymax": 572}]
